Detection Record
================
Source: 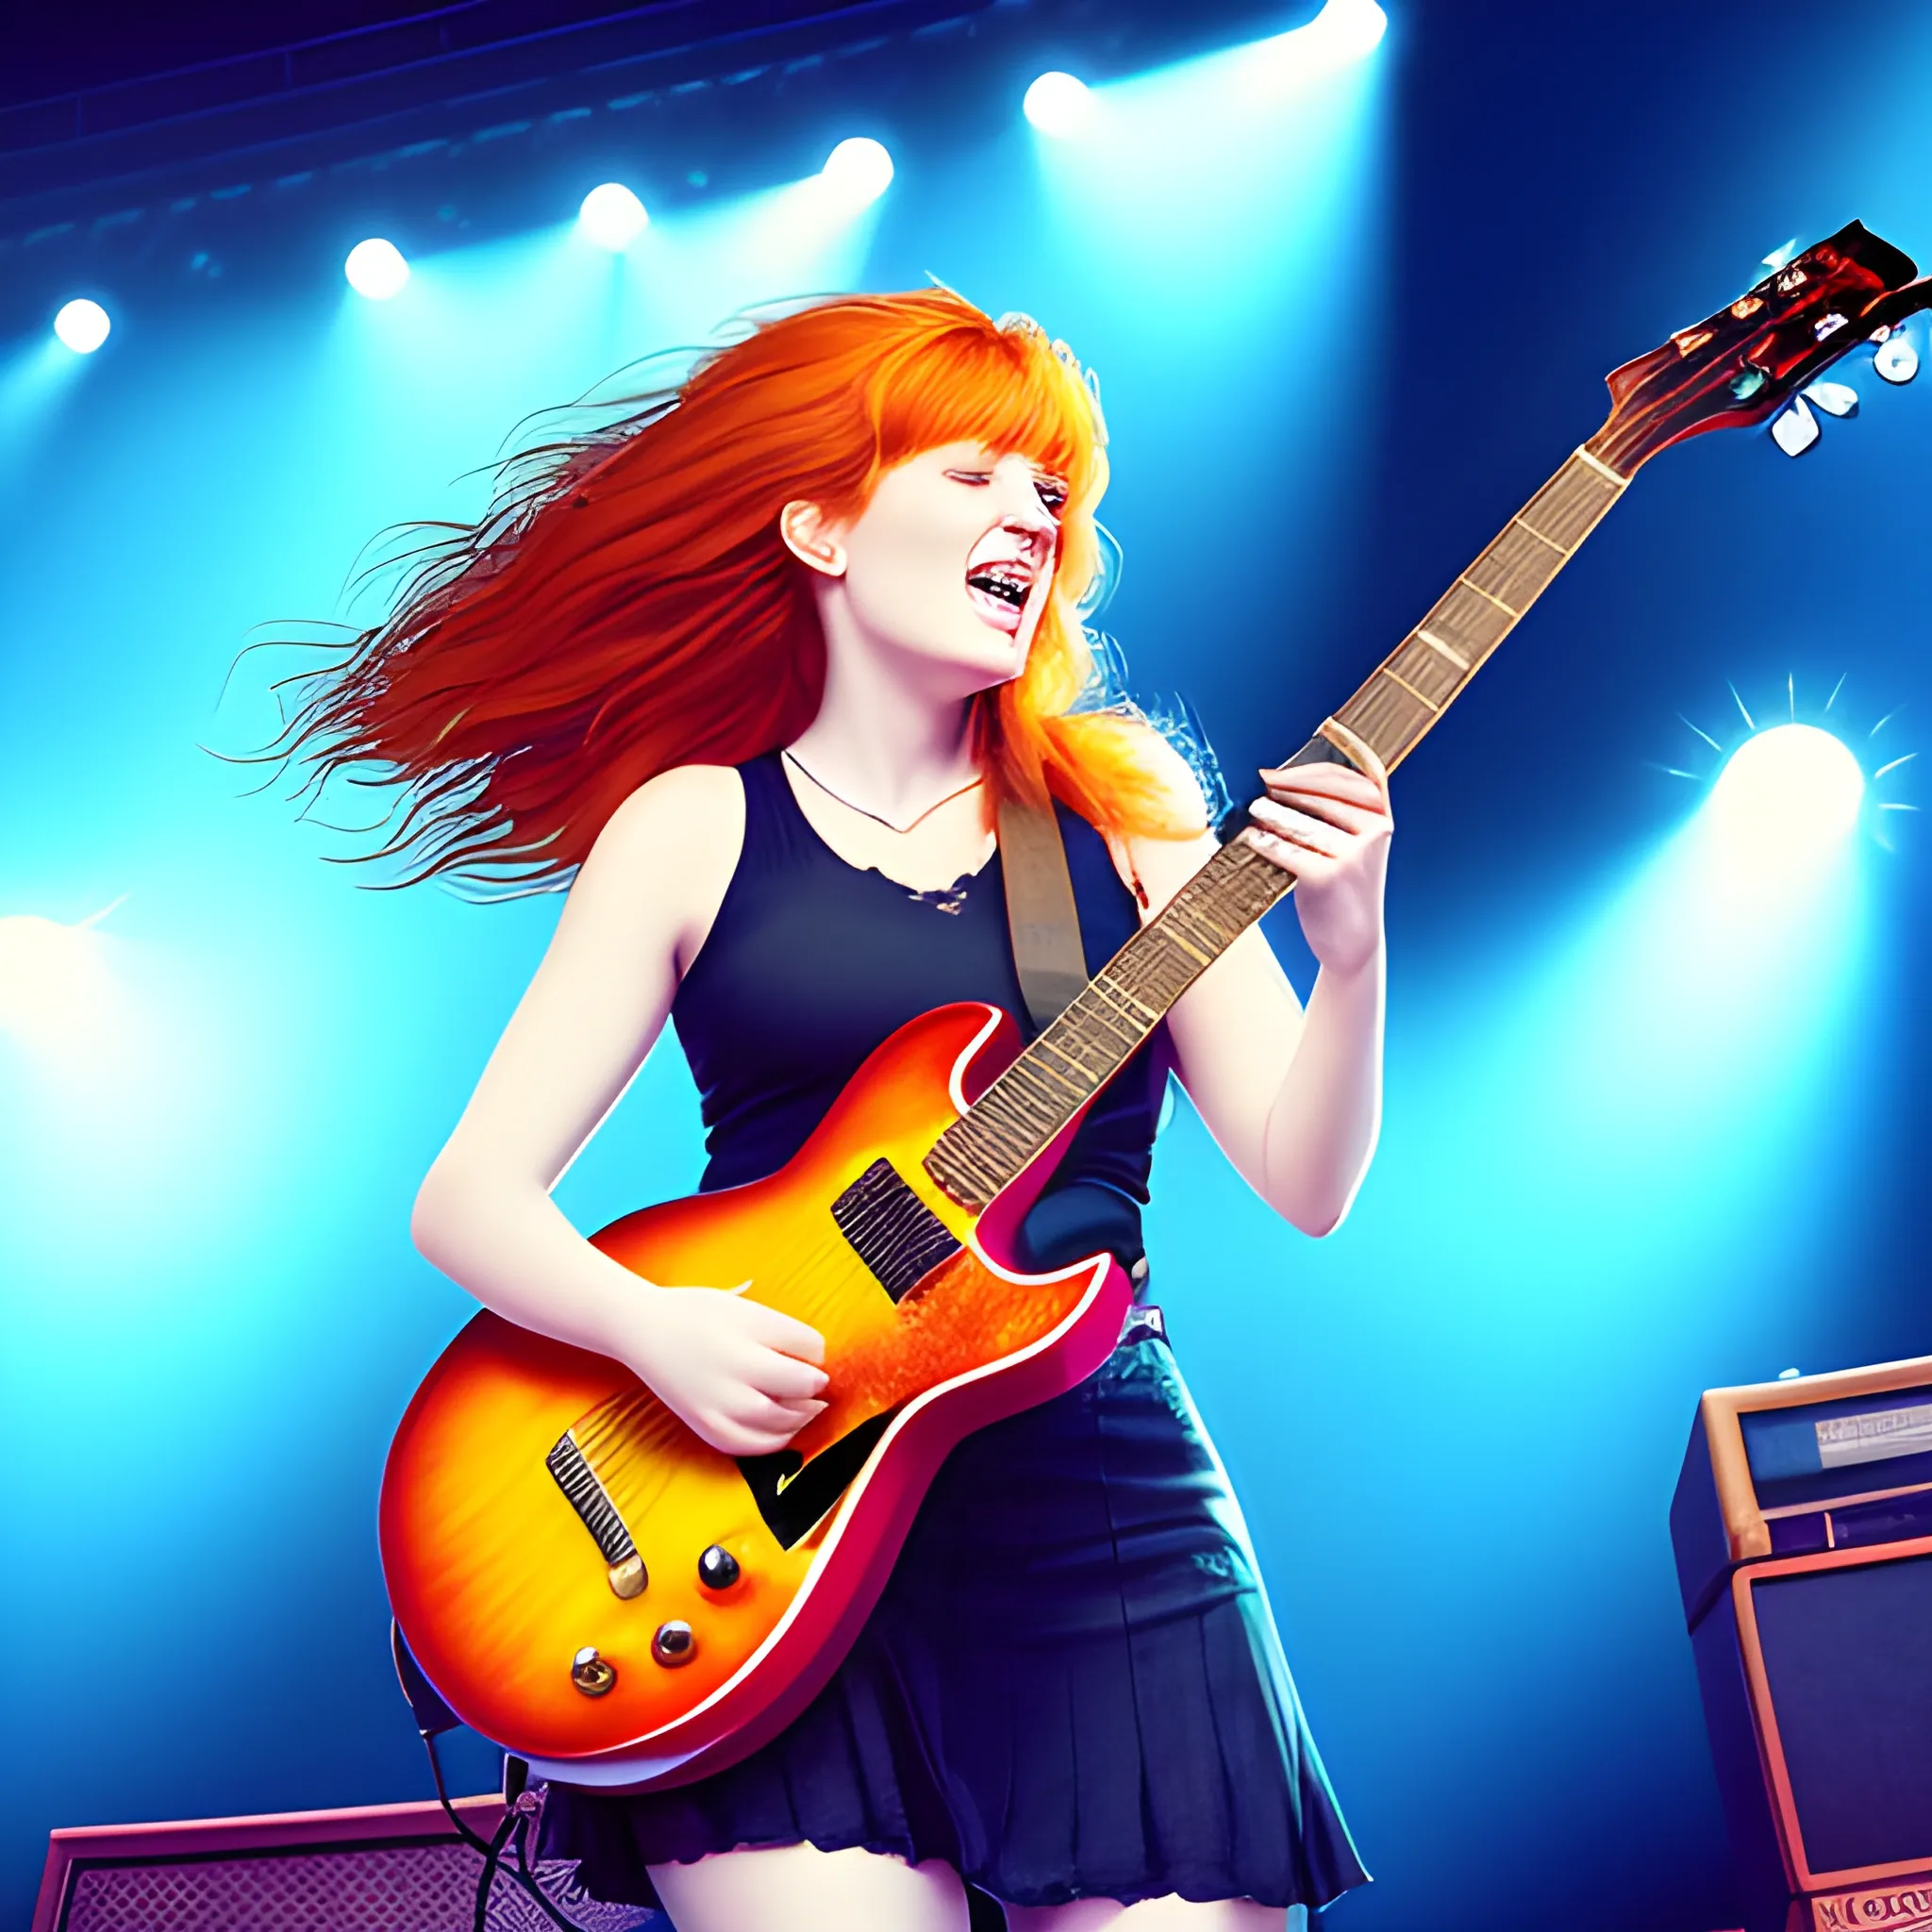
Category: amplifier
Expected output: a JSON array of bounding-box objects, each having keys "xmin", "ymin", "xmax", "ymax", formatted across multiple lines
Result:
[
  {"xmin": 31, "ymin": 1793, "xmax": 658, "ymax": 1932},
  {"xmin": 1672, "ymin": 1354, "xmax": 1932, "ymax": 1932}
]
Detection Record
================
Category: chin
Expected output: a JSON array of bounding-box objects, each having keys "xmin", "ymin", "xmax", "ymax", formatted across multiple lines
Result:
[{"xmin": 920, "ymin": 622, "xmax": 1035, "ymax": 694}]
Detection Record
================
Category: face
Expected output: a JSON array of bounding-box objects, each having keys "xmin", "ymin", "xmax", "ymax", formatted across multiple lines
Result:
[{"xmin": 783, "ymin": 441, "xmax": 1068, "ymax": 695}]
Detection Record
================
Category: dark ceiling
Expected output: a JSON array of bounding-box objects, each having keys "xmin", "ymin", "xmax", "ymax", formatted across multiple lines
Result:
[{"xmin": 6, "ymin": 1, "xmax": 458, "ymax": 106}]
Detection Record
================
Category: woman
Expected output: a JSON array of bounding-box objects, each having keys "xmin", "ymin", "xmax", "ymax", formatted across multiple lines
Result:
[{"xmin": 291, "ymin": 290, "xmax": 1391, "ymax": 1929}]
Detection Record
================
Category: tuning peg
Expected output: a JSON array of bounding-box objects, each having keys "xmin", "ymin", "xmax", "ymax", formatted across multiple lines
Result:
[
  {"xmin": 1874, "ymin": 331, "xmax": 1920, "ymax": 384},
  {"xmin": 1802, "ymin": 380, "xmax": 1858, "ymax": 417},
  {"xmin": 1771, "ymin": 393, "xmax": 1820, "ymax": 457}
]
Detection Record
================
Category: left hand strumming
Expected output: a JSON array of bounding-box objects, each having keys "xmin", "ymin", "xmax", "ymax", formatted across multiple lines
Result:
[{"xmin": 1241, "ymin": 722, "xmax": 1393, "ymax": 979}]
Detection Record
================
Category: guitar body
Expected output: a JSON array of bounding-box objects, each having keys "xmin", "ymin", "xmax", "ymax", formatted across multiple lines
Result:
[{"xmin": 380, "ymin": 1000, "xmax": 1133, "ymax": 1788}]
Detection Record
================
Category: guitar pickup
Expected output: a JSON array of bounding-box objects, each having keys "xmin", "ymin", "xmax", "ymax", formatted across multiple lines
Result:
[{"xmin": 830, "ymin": 1157, "xmax": 961, "ymax": 1302}]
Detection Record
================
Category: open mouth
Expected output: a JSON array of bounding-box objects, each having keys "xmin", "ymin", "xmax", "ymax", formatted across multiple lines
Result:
[{"xmin": 964, "ymin": 530, "xmax": 1048, "ymax": 635}]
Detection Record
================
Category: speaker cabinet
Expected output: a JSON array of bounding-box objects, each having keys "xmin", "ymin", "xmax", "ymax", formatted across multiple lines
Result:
[
  {"xmin": 1674, "ymin": 1356, "xmax": 1932, "ymax": 1932},
  {"xmin": 31, "ymin": 1794, "xmax": 658, "ymax": 1932}
]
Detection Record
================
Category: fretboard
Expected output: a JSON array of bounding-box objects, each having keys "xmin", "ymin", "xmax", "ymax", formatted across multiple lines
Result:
[{"xmin": 922, "ymin": 441, "xmax": 1630, "ymax": 1213}]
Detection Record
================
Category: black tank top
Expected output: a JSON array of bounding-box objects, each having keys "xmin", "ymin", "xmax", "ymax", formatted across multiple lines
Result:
[{"xmin": 670, "ymin": 754, "xmax": 1167, "ymax": 1272}]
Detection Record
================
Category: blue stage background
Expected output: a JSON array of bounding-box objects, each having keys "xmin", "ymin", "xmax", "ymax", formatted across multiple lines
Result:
[{"xmin": 4, "ymin": 1, "xmax": 1930, "ymax": 1926}]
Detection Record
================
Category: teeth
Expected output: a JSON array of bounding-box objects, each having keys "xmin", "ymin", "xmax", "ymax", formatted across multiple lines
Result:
[{"xmin": 968, "ymin": 569, "xmax": 1028, "ymax": 608}]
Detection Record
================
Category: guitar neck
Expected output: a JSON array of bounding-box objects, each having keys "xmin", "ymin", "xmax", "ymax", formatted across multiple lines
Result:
[{"xmin": 923, "ymin": 437, "xmax": 1631, "ymax": 1213}]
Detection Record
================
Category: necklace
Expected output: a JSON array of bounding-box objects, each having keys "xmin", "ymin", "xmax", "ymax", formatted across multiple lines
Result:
[{"xmin": 783, "ymin": 750, "xmax": 984, "ymax": 836}]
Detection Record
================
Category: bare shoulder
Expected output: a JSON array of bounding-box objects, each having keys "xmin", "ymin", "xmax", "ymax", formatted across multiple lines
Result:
[
  {"xmin": 566, "ymin": 764, "xmax": 746, "ymax": 973},
  {"xmin": 590, "ymin": 763, "xmax": 744, "ymax": 866}
]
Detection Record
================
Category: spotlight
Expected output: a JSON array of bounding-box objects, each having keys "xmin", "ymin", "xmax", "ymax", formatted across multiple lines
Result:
[
  {"xmin": 1707, "ymin": 724, "xmax": 1865, "ymax": 862},
  {"xmin": 1024, "ymin": 71, "xmax": 1095, "ymax": 138},
  {"xmin": 579, "ymin": 182, "xmax": 648, "ymax": 250},
  {"xmin": 54, "ymin": 298, "xmax": 111, "ymax": 354},
  {"xmin": 820, "ymin": 137, "xmax": 894, "ymax": 207},
  {"xmin": 1241, "ymin": 0, "xmax": 1388, "ymax": 92},
  {"xmin": 345, "ymin": 238, "xmax": 410, "ymax": 301},
  {"xmin": 1302, "ymin": 0, "xmax": 1389, "ymax": 63}
]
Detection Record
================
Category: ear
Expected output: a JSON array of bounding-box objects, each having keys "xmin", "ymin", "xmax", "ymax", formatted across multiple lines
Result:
[{"xmin": 779, "ymin": 500, "xmax": 848, "ymax": 578}]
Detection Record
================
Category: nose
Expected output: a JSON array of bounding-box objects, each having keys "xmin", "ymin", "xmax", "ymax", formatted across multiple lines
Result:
[{"xmin": 990, "ymin": 458, "xmax": 1058, "ymax": 538}]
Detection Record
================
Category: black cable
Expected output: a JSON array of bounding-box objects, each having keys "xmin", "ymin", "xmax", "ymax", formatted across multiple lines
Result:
[
  {"xmin": 424, "ymin": 1730, "xmax": 494, "ymax": 1857},
  {"xmin": 422, "ymin": 1729, "xmax": 595, "ymax": 1932},
  {"xmin": 512, "ymin": 1807, "xmax": 592, "ymax": 1932},
  {"xmin": 472, "ymin": 1806, "xmax": 519, "ymax": 1932}
]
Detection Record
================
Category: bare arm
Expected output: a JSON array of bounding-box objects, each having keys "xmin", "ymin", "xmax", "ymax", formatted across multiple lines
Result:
[
  {"xmin": 1125, "ymin": 729, "xmax": 1391, "ymax": 1237},
  {"xmin": 408, "ymin": 764, "xmax": 830, "ymax": 1455}
]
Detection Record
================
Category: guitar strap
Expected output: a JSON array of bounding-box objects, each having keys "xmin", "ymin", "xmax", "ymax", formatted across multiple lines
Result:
[{"xmin": 995, "ymin": 793, "xmax": 1087, "ymax": 1032}]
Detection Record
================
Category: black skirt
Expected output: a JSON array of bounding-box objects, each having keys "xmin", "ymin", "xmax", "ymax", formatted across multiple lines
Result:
[{"xmin": 539, "ymin": 1335, "xmax": 1369, "ymax": 1912}]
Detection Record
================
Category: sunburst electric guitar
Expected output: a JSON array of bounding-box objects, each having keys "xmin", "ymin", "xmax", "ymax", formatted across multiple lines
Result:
[{"xmin": 382, "ymin": 222, "xmax": 1930, "ymax": 1789}]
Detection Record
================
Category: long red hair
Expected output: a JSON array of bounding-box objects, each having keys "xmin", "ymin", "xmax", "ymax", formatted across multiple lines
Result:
[{"xmin": 274, "ymin": 288, "xmax": 1202, "ymax": 891}]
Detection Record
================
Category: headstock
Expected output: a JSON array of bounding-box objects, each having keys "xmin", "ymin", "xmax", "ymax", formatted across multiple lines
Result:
[{"xmin": 1589, "ymin": 221, "xmax": 1932, "ymax": 475}]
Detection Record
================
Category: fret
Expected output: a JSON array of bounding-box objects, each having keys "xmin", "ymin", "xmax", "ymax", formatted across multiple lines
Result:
[
  {"xmin": 1334, "ymin": 675, "xmax": 1434, "ymax": 765},
  {"xmin": 1416, "ymin": 628, "xmax": 1470, "ymax": 672},
  {"xmin": 1456, "ymin": 574, "xmax": 1519, "ymax": 618},
  {"xmin": 1465, "ymin": 521, "xmax": 1571, "ymax": 611},
  {"xmin": 1573, "ymin": 444, "xmax": 1628, "ymax": 487},
  {"xmin": 924, "ymin": 436, "xmax": 1639, "ymax": 1211},
  {"xmin": 1424, "ymin": 580, "xmax": 1516, "ymax": 658},
  {"xmin": 1383, "ymin": 636, "xmax": 1463, "ymax": 707},
  {"xmin": 1378, "ymin": 665, "xmax": 1441, "ymax": 712},
  {"xmin": 1517, "ymin": 456, "xmax": 1624, "ymax": 550}
]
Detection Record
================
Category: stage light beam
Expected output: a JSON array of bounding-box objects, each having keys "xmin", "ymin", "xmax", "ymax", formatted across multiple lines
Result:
[
  {"xmin": 345, "ymin": 239, "xmax": 410, "ymax": 301},
  {"xmin": 54, "ymin": 299, "xmax": 110, "ymax": 354},
  {"xmin": 579, "ymin": 183, "xmax": 649, "ymax": 250},
  {"xmin": 820, "ymin": 137, "xmax": 894, "ymax": 208},
  {"xmin": 1024, "ymin": 72, "xmax": 1096, "ymax": 138}
]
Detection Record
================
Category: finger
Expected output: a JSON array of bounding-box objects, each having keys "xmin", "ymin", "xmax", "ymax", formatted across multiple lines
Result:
[
  {"xmin": 754, "ymin": 1352, "xmax": 832, "ymax": 1400},
  {"xmin": 744, "ymin": 1304, "xmax": 827, "ymax": 1365},
  {"xmin": 1253, "ymin": 791, "xmax": 1380, "ymax": 841},
  {"xmin": 727, "ymin": 1391, "xmax": 828, "ymax": 1434},
  {"xmin": 1248, "ymin": 799, "xmax": 1347, "ymax": 857},
  {"xmin": 708, "ymin": 1418, "xmax": 808, "ymax": 1457},
  {"xmin": 1243, "ymin": 826, "xmax": 1323, "ymax": 875},
  {"xmin": 1258, "ymin": 762, "xmax": 1383, "ymax": 808},
  {"xmin": 1244, "ymin": 826, "xmax": 1348, "ymax": 882}
]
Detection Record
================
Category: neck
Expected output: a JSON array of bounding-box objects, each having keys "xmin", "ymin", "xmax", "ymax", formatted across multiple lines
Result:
[{"xmin": 789, "ymin": 609, "xmax": 988, "ymax": 822}]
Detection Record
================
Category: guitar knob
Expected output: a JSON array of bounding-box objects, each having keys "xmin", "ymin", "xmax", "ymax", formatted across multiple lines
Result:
[
  {"xmin": 698, "ymin": 1545, "xmax": 741, "ymax": 1590},
  {"xmin": 570, "ymin": 1646, "xmax": 617, "ymax": 1697},
  {"xmin": 1875, "ymin": 333, "xmax": 1920, "ymax": 385},
  {"xmin": 652, "ymin": 1621, "xmax": 695, "ymax": 1668},
  {"xmin": 1771, "ymin": 395, "xmax": 1820, "ymax": 458}
]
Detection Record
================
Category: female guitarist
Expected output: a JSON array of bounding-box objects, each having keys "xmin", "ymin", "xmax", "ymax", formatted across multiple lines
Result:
[{"xmin": 295, "ymin": 289, "xmax": 1391, "ymax": 1930}]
